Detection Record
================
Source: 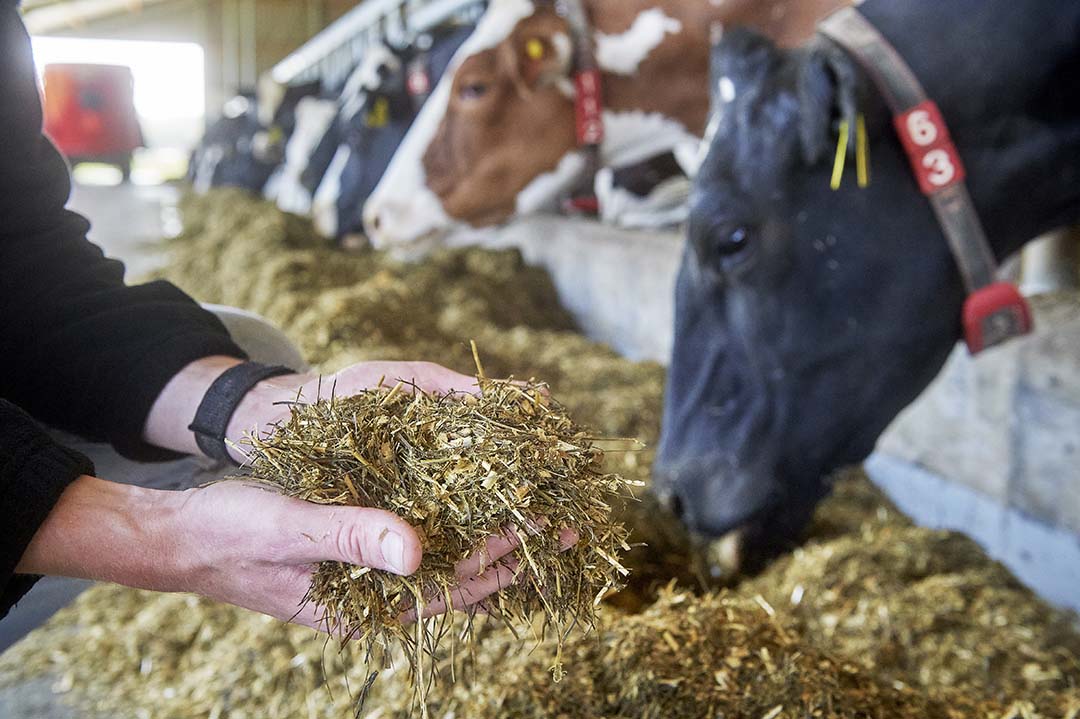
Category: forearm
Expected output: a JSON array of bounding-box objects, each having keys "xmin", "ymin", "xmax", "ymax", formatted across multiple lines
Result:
[{"xmin": 14, "ymin": 475, "xmax": 183, "ymax": 592}]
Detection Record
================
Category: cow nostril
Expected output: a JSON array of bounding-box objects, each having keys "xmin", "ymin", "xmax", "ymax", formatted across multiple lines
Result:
[
  {"xmin": 372, "ymin": 213, "xmax": 382, "ymax": 232},
  {"xmin": 667, "ymin": 491, "xmax": 686, "ymax": 521}
]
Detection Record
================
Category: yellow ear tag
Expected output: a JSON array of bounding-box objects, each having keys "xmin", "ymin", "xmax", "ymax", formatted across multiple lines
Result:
[
  {"xmin": 830, "ymin": 119, "xmax": 849, "ymax": 191},
  {"xmin": 855, "ymin": 113, "xmax": 870, "ymax": 188},
  {"xmin": 365, "ymin": 96, "xmax": 390, "ymax": 128},
  {"xmin": 526, "ymin": 38, "xmax": 545, "ymax": 61}
]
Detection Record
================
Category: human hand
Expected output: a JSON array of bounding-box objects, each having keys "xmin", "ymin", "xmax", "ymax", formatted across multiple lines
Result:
[
  {"xmin": 397, "ymin": 522, "xmax": 580, "ymax": 624},
  {"xmin": 16, "ymin": 475, "xmax": 547, "ymax": 632},
  {"xmin": 177, "ymin": 484, "xmax": 579, "ymax": 629},
  {"xmin": 224, "ymin": 361, "xmax": 579, "ymax": 620},
  {"xmin": 144, "ymin": 358, "xmax": 479, "ymax": 465},
  {"xmin": 133, "ymin": 357, "xmax": 576, "ymax": 628},
  {"xmin": 167, "ymin": 480, "xmax": 549, "ymax": 630}
]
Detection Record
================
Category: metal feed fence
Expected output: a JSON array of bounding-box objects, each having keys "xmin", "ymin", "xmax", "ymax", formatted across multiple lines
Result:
[{"xmin": 271, "ymin": 0, "xmax": 488, "ymax": 91}]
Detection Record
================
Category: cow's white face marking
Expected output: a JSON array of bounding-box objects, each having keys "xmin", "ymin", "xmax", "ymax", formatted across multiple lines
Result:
[
  {"xmin": 311, "ymin": 145, "xmax": 352, "ymax": 237},
  {"xmin": 272, "ymin": 97, "xmax": 338, "ymax": 215},
  {"xmin": 514, "ymin": 151, "xmax": 587, "ymax": 215},
  {"xmin": 363, "ymin": 75, "xmax": 455, "ymax": 248},
  {"xmin": 719, "ymin": 76, "xmax": 736, "ymax": 103},
  {"xmin": 365, "ymin": 0, "xmax": 539, "ymax": 248},
  {"xmin": 552, "ymin": 32, "xmax": 573, "ymax": 70},
  {"xmin": 595, "ymin": 8, "xmax": 683, "ymax": 76}
]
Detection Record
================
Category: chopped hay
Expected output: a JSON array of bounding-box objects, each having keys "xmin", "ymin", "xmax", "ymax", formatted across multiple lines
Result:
[
  {"xmin": 364, "ymin": 587, "xmax": 977, "ymax": 719},
  {"xmin": 241, "ymin": 375, "xmax": 637, "ymax": 711},
  {"xmin": 3, "ymin": 191, "xmax": 1079, "ymax": 719},
  {"xmin": 747, "ymin": 475, "xmax": 1080, "ymax": 712},
  {"xmin": 152, "ymin": 189, "xmax": 664, "ymax": 478}
]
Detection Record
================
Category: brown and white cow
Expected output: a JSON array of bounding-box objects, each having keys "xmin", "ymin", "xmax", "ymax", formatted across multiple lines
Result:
[{"xmin": 364, "ymin": 0, "xmax": 848, "ymax": 251}]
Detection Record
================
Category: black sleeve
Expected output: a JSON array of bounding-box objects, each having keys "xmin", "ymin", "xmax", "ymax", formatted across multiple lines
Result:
[
  {"xmin": 0, "ymin": 1, "xmax": 247, "ymax": 459},
  {"xmin": 0, "ymin": 400, "xmax": 95, "ymax": 618}
]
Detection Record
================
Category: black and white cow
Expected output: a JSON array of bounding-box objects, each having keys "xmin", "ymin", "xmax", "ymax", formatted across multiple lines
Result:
[
  {"xmin": 189, "ymin": 80, "xmax": 324, "ymax": 195},
  {"xmin": 188, "ymin": 93, "xmax": 277, "ymax": 193},
  {"xmin": 265, "ymin": 94, "xmax": 340, "ymax": 214},
  {"xmin": 310, "ymin": 23, "xmax": 476, "ymax": 242},
  {"xmin": 654, "ymin": 0, "xmax": 1080, "ymax": 571}
]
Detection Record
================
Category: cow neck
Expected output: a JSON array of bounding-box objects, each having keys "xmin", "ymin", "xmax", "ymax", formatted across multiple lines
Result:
[
  {"xmin": 818, "ymin": 7, "xmax": 1033, "ymax": 355},
  {"xmin": 554, "ymin": 0, "xmax": 604, "ymax": 208}
]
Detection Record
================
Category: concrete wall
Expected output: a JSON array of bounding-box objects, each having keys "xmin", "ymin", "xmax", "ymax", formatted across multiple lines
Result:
[
  {"xmin": 451, "ymin": 219, "xmax": 684, "ymax": 364},
  {"xmin": 473, "ymin": 215, "xmax": 1080, "ymax": 610},
  {"xmin": 878, "ymin": 295, "xmax": 1080, "ymax": 535}
]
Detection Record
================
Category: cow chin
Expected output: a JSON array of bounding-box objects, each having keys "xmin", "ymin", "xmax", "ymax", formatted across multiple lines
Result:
[{"xmin": 700, "ymin": 488, "xmax": 823, "ymax": 577}]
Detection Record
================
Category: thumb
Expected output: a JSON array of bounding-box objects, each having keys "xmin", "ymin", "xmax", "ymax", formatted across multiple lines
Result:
[{"xmin": 278, "ymin": 500, "xmax": 423, "ymax": 576}]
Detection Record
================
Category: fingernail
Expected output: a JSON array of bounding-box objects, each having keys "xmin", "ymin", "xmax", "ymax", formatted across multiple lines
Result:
[{"xmin": 380, "ymin": 529, "xmax": 406, "ymax": 574}]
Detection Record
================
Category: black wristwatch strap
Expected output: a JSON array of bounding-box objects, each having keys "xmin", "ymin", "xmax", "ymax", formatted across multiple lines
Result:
[{"xmin": 188, "ymin": 362, "xmax": 294, "ymax": 464}]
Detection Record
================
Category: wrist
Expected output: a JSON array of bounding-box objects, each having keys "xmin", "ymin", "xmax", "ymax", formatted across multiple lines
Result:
[
  {"xmin": 225, "ymin": 371, "xmax": 314, "ymax": 463},
  {"xmin": 143, "ymin": 356, "xmax": 246, "ymax": 456}
]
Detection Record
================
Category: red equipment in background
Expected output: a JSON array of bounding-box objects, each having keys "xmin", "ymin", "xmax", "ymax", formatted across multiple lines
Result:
[{"xmin": 41, "ymin": 63, "xmax": 144, "ymax": 180}]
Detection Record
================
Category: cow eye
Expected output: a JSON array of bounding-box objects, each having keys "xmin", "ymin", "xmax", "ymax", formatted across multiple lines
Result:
[
  {"xmin": 458, "ymin": 82, "xmax": 489, "ymax": 101},
  {"xmin": 715, "ymin": 226, "xmax": 750, "ymax": 256}
]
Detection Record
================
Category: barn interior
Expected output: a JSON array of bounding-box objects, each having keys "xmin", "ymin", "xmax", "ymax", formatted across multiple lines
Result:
[{"xmin": 2, "ymin": 1, "xmax": 1079, "ymax": 718}]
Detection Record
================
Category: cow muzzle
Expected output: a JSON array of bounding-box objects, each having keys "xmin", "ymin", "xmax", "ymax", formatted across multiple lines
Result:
[
  {"xmin": 363, "ymin": 186, "xmax": 454, "ymax": 253},
  {"xmin": 653, "ymin": 457, "xmax": 818, "ymax": 578}
]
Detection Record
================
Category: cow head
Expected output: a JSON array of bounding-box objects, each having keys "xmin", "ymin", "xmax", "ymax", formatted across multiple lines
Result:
[
  {"xmin": 653, "ymin": 29, "xmax": 972, "ymax": 573},
  {"xmin": 364, "ymin": 0, "xmax": 585, "ymax": 253}
]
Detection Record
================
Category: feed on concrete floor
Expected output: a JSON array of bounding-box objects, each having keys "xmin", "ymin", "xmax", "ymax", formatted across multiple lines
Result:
[{"xmin": 2, "ymin": 190, "xmax": 1078, "ymax": 719}]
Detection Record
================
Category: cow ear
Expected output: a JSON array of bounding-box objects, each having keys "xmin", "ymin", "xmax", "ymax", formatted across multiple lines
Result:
[
  {"xmin": 796, "ymin": 41, "xmax": 859, "ymax": 165},
  {"xmin": 503, "ymin": 29, "xmax": 573, "ymax": 95}
]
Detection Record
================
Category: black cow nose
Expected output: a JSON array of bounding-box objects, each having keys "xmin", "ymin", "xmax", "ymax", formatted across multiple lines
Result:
[
  {"xmin": 657, "ymin": 487, "xmax": 687, "ymax": 522},
  {"xmin": 669, "ymin": 491, "xmax": 685, "ymax": 521}
]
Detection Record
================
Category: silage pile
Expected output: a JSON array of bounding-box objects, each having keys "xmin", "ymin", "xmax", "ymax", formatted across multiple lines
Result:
[{"xmin": 2, "ymin": 190, "xmax": 1079, "ymax": 719}]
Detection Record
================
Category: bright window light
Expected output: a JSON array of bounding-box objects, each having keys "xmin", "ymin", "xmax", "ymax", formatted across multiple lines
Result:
[{"xmin": 31, "ymin": 36, "xmax": 205, "ymax": 120}]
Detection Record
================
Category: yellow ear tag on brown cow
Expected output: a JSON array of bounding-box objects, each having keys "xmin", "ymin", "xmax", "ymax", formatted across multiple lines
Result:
[{"xmin": 526, "ymin": 38, "xmax": 545, "ymax": 61}]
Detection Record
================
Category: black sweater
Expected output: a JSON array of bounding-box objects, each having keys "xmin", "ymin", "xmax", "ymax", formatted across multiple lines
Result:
[{"xmin": 1, "ymin": 1, "xmax": 246, "ymax": 617}]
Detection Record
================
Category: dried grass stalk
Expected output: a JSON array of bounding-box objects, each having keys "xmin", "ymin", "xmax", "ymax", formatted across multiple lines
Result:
[{"xmin": 241, "ymin": 366, "xmax": 638, "ymax": 713}]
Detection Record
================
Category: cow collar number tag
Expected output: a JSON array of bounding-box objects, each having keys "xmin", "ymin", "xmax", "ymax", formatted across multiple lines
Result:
[
  {"xmin": 407, "ymin": 64, "xmax": 431, "ymax": 98},
  {"xmin": 819, "ymin": 7, "xmax": 1032, "ymax": 355},
  {"xmin": 575, "ymin": 69, "xmax": 604, "ymax": 146},
  {"xmin": 894, "ymin": 101, "xmax": 965, "ymax": 195}
]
